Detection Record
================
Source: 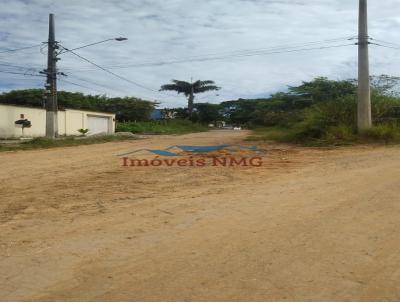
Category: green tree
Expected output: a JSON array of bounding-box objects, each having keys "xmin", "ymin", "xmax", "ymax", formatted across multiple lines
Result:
[
  {"xmin": 0, "ymin": 89, "xmax": 44, "ymax": 107},
  {"xmin": 159, "ymin": 80, "xmax": 220, "ymax": 117},
  {"xmin": 220, "ymin": 99, "xmax": 258, "ymax": 125},
  {"xmin": 101, "ymin": 97, "xmax": 156, "ymax": 121},
  {"xmin": 0, "ymin": 89, "xmax": 156, "ymax": 122},
  {"xmin": 193, "ymin": 103, "xmax": 223, "ymax": 123},
  {"xmin": 370, "ymin": 75, "xmax": 400, "ymax": 97},
  {"xmin": 287, "ymin": 77, "xmax": 357, "ymax": 102}
]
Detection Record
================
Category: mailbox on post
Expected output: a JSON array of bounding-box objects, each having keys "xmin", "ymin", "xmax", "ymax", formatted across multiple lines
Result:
[{"xmin": 15, "ymin": 119, "xmax": 32, "ymax": 137}]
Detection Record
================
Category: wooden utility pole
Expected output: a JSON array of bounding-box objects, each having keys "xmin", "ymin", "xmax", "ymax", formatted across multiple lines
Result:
[
  {"xmin": 45, "ymin": 13, "xmax": 59, "ymax": 138},
  {"xmin": 357, "ymin": 0, "xmax": 372, "ymax": 131}
]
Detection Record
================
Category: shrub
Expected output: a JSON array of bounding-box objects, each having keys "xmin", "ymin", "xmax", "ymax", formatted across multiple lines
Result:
[
  {"xmin": 324, "ymin": 125, "xmax": 356, "ymax": 145},
  {"xmin": 78, "ymin": 129, "xmax": 89, "ymax": 136},
  {"xmin": 286, "ymin": 95, "xmax": 400, "ymax": 144},
  {"xmin": 246, "ymin": 127, "xmax": 296, "ymax": 142},
  {"xmin": 361, "ymin": 124, "xmax": 400, "ymax": 143}
]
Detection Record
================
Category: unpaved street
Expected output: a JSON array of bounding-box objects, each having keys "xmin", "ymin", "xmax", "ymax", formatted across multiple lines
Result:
[{"xmin": 1, "ymin": 130, "xmax": 400, "ymax": 302}]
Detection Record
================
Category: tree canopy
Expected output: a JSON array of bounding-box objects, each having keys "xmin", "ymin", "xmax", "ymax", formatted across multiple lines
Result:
[
  {"xmin": 0, "ymin": 89, "xmax": 156, "ymax": 122},
  {"xmin": 160, "ymin": 79, "xmax": 220, "ymax": 117}
]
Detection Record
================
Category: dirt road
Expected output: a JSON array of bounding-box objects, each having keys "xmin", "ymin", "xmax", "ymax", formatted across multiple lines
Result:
[{"xmin": 1, "ymin": 130, "xmax": 400, "ymax": 302}]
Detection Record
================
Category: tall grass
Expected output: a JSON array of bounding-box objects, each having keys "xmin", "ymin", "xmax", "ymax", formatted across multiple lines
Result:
[
  {"xmin": 0, "ymin": 136, "xmax": 135, "ymax": 152},
  {"xmin": 249, "ymin": 95, "xmax": 400, "ymax": 145},
  {"xmin": 360, "ymin": 124, "xmax": 400, "ymax": 143}
]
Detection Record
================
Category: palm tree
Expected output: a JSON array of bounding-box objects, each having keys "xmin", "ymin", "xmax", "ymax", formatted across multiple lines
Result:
[{"xmin": 160, "ymin": 80, "xmax": 220, "ymax": 117}]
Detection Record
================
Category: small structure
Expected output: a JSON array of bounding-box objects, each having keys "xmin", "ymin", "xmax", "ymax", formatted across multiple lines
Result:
[
  {"xmin": 150, "ymin": 109, "xmax": 163, "ymax": 120},
  {"xmin": 0, "ymin": 104, "xmax": 116, "ymax": 138},
  {"xmin": 14, "ymin": 118, "xmax": 32, "ymax": 137},
  {"xmin": 150, "ymin": 109, "xmax": 177, "ymax": 120},
  {"xmin": 215, "ymin": 121, "xmax": 226, "ymax": 128}
]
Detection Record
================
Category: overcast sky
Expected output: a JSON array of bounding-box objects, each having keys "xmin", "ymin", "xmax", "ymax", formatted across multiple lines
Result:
[{"xmin": 0, "ymin": 0, "xmax": 399, "ymax": 107}]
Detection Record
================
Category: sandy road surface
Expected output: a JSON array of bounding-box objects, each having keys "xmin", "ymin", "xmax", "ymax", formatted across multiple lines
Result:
[{"xmin": 1, "ymin": 130, "xmax": 400, "ymax": 302}]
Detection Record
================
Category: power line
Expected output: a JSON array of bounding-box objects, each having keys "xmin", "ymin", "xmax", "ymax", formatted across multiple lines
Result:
[
  {"xmin": 63, "ymin": 39, "xmax": 357, "ymax": 72},
  {"xmin": 58, "ymin": 38, "xmax": 126, "ymax": 54},
  {"xmin": 58, "ymin": 78, "xmax": 106, "ymax": 93},
  {"xmin": 0, "ymin": 36, "xmax": 356, "ymax": 100},
  {"xmin": 54, "ymin": 41, "xmax": 354, "ymax": 100},
  {"xmin": 0, "ymin": 62, "xmax": 35, "ymax": 69},
  {"xmin": 371, "ymin": 42, "xmax": 400, "ymax": 50},
  {"xmin": 0, "ymin": 43, "xmax": 43, "ymax": 54},
  {"xmin": 59, "ymin": 44, "xmax": 173, "ymax": 98},
  {"xmin": 61, "ymin": 74, "xmax": 131, "ymax": 96},
  {"xmin": 0, "ymin": 62, "xmax": 43, "ymax": 81},
  {"xmin": 66, "ymin": 73, "xmax": 126, "ymax": 94},
  {"xmin": 66, "ymin": 74, "xmax": 111, "ymax": 88},
  {"xmin": 64, "ymin": 72, "xmax": 168, "ymax": 98},
  {"xmin": 0, "ymin": 60, "xmax": 43, "ymax": 69},
  {"xmin": 176, "ymin": 36, "xmax": 357, "ymax": 59},
  {"xmin": 0, "ymin": 70, "xmax": 45, "ymax": 77},
  {"xmin": 127, "ymin": 43, "xmax": 356, "ymax": 67},
  {"xmin": 62, "ymin": 36, "xmax": 356, "ymax": 71},
  {"xmin": 0, "ymin": 77, "xmax": 44, "ymax": 82},
  {"xmin": 118, "ymin": 36, "xmax": 357, "ymax": 67},
  {"xmin": 369, "ymin": 38, "xmax": 400, "ymax": 48}
]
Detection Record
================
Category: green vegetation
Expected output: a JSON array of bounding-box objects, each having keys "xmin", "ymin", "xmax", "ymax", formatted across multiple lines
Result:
[
  {"xmin": 247, "ymin": 127, "xmax": 298, "ymax": 143},
  {"xmin": 248, "ymin": 124, "xmax": 400, "ymax": 146},
  {"xmin": 0, "ymin": 89, "xmax": 156, "ymax": 122},
  {"xmin": 160, "ymin": 80, "xmax": 220, "ymax": 117},
  {"xmin": 116, "ymin": 120, "xmax": 208, "ymax": 134},
  {"xmin": 0, "ymin": 136, "xmax": 136, "ymax": 152},
  {"xmin": 247, "ymin": 126, "xmax": 358, "ymax": 146},
  {"xmin": 3, "ymin": 75, "xmax": 400, "ymax": 146},
  {"xmin": 231, "ymin": 76, "xmax": 400, "ymax": 145},
  {"xmin": 78, "ymin": 128, "xmax": 89, "ymax": 136},
  {"xmin": 361, "ymin": 124, "xmax": 400, "ymax": 143},
  {"xmin": 0, "ymin": 120, "xmax": 207, "ymax": 152}
]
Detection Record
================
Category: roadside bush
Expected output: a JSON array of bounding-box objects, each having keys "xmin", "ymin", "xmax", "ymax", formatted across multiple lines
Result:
[
  {"xmin": 288, "ymin": 95, "xmax": 400, "ymax": 144},
  {"xmin": 246, "ymin": 127, "xmax": 296, "ymax": 142},
  {"xmin": 324, "ymin": 125, "xmax": 356, "ymax": 145},
  {"xmin": 360, "ymin": 124, "xmax": 400, "ymax": 143},
  {"xmin": 251, "ymin": 94, "xmax": 400, "ymax": 145},
  {"xmin": 372, "ymin": 94, "xmax": 400, "ymax": 120},
  {"xmin": 288, "ymin": 96, "xmax": 356, "ymax": 142},
  {"xmin": 260, "ymin": 110, "xmax": 304, "ymax": 128},
  {"xmin": 0, "ymin": 136, "xmax": 135, "ymax": 152}
]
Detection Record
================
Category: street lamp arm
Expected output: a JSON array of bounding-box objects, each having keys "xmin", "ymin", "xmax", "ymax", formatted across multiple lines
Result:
[{"xmin": 58, "ymin": 37, "xmax": 127, "ymax": 55}]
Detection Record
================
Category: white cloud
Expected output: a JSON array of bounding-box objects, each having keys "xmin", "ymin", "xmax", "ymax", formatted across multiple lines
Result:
[{"xmin": 0, "ymin": 0, "xmax": 399, "ymax": 107}]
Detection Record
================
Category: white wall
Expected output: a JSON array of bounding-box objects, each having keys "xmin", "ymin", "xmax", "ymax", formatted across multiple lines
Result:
[
  {"xmin": 0, "ymin": 104, "xmax": 46, "ymax": 138},
  {"xmin": 58, "ymin": 111, "xmax": 66, "ymax": 136},
  {"xmin": 65, "ymin": 110, "xmax": 84, "ymax": 136},
  {"xmin": 0, "ymin": 105, "xmax": 115, "ymax": 138},
  {"xmin": 64, "ymin": 109, "xmax": 115, "ymax": 136}
]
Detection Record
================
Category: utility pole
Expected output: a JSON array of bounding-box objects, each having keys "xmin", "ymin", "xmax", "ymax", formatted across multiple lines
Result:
[
  {"xmin": 45, "ymin": 13, "xmax": 59, "ymax": 138},
  {"xmin": 357, "ymin": 0, "xmax": 372, "ymax": 131}
]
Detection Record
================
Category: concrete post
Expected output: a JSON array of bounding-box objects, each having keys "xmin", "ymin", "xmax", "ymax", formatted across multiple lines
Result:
[
  {"xmin": 45, "ymin": 13, "xmax": 59, "ymax": 138},
  {"xmin": 357, "ymin": 0, "xmax": 372, "ymax": 131}
]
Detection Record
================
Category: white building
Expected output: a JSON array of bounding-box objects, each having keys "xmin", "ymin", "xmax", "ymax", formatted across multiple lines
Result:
[{"xmin": 0, "ymin": 104, "xmax": 116, "ymax": 138}]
